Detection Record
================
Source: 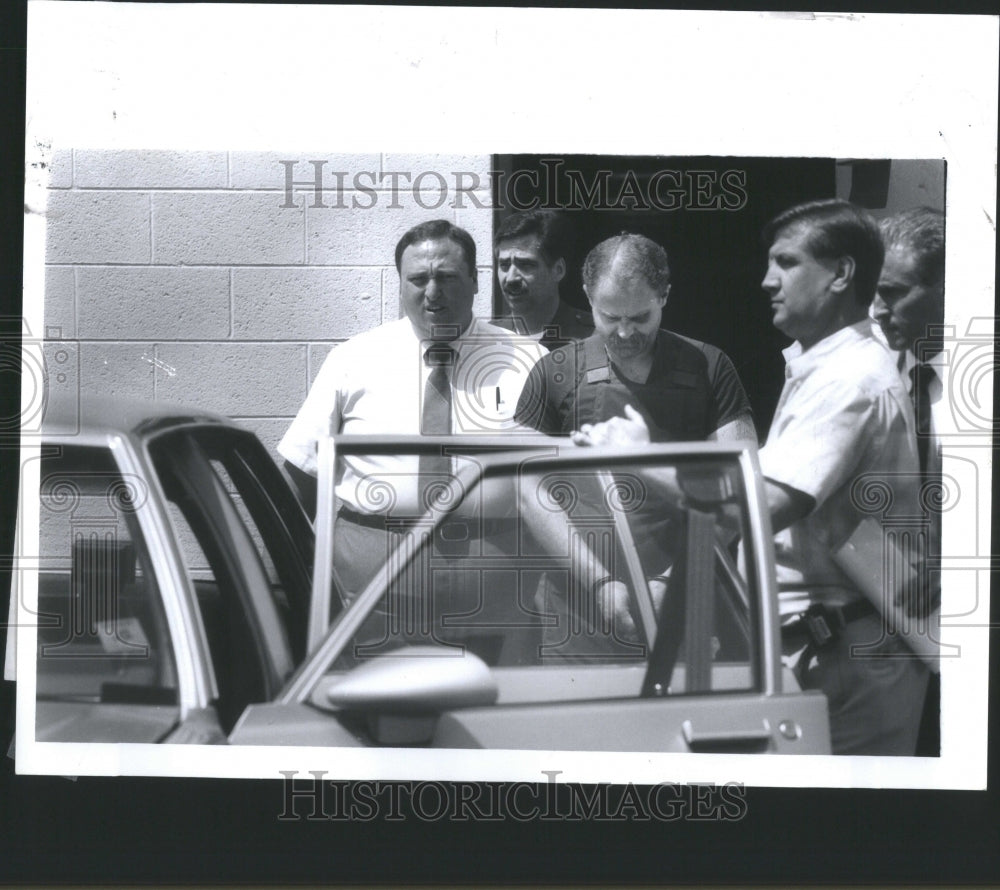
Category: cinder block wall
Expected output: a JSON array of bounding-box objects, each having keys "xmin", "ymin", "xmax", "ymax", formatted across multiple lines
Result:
[{"xmin": 42, "ymin": 151, "xmax": 494, "ymax": 458}]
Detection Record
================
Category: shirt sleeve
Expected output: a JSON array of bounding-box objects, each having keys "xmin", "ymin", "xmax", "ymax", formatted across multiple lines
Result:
[
  {"xmin": 514, "ymin": 354, "xmax": 562, "ymax": 434},
  {"xmin": 706, "ymin": 347, "xmax": 753, "ymax": 430},
  {"xmin": 759, "ymin": 374, "xmax": 880, "ymax": 508},
  {"xmin": 276, "ymin": 346, "xmax": 347, "ymax": 476}
]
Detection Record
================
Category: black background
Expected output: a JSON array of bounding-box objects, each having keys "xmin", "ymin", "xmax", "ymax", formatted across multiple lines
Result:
[{"xmin": 2, "ymin": 1, "xmax": 999, "ymax": 885}]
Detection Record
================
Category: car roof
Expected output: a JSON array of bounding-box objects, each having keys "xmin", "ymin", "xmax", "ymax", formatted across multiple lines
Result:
[{"xmin": 41, "ymin": 395, "xmax": 234, "ymax": 439}]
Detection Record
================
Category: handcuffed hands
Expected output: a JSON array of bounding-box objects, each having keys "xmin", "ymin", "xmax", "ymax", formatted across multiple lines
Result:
[{"xmin": 571, "ymin": 405, "xmax": 652, "ymax": 447}]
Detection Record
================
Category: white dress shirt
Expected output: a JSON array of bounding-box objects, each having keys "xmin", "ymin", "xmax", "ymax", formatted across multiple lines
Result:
[
  {"xmin": 278, "ymin": 316, "xmax": 546, "ymax": 514},
  {"xmin": 759, "ymin": 319, "xmax": 920, "ymax": 615}
]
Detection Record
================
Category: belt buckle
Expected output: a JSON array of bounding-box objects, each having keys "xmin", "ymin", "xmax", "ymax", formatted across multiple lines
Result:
[{"xmin": 803, "ymin": 604, "xmax": 837, "ymax": 649}]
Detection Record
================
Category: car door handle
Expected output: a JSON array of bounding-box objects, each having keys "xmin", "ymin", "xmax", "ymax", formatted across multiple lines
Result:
[{"xmin": 682, "ymin": 718, "xmax": 772, "ymax": 752}]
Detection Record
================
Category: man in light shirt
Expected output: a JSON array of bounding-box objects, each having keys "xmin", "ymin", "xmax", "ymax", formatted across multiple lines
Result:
[
  {"xmin": 872, "ymin": 206, "xmax": 945, "ymax": 490},
  {"xmin": 872, "ymin": 205, "xmax": 945, "ymax": 756},
  {"xmin": 279, "ymin": 219, "xmax": 546, "ymax": 601},
  {"xmin": 757, "ymin": 199, "xmax": 927, "ymax": 755}
]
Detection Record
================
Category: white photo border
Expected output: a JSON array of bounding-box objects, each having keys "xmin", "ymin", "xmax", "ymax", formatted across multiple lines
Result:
[{"xmin": 15, "ymin": 3, "xmax": 998, "ymax": 787}]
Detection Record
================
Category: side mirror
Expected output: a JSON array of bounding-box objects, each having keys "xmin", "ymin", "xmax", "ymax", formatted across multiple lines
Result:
[{"xmin": 313, "ymin": 646, "xmax": 498, "ymax": 745}]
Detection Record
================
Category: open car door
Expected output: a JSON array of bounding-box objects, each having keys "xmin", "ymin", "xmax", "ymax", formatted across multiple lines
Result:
[{"xmin": 232, "ymin": 436, "xmax": 829, "ymax": 753}]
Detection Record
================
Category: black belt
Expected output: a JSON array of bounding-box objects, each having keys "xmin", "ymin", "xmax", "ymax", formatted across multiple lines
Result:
[
  {"xmin": 781, "ymin": 599, "xmax": 878, "ymax": 652},
  {"xmin": 337, "ymin": 505, "xmax": 401, "ymax": 531}
]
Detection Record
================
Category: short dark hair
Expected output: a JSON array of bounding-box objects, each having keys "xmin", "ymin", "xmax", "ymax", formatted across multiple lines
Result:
[
  {"xmin": 394, "ymin": 219, "xmax": 477, "ymax": 276},
  {"xmin": 494, "ymin": 210, "xmax": 570, "ymax": 266},
  {"xmin": 581, "ymin": 232, "xmax": 671, "ymax": 297},
  {"xmin": 763, "ymin": 199, "xmax": 884, "ymax": 305},
  {"xmin": 879, "ymin": 206, "xmax": 945, "ymax": 286}
]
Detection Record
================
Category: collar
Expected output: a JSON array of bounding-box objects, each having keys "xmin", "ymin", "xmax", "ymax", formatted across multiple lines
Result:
[
  {"xmin": 900, "ymin": 347, "xmax": 946, "ymax": 373},
  {"xmin": 782, "ymin": 318, "xmax": 877, "ymax": 377},
  {"xmin": 499, "ymin": 299, "xmax": 581, "ymax": 337},
  {"xmin": 899, "ymin": 346, "xmax": 946, "ymax": 393},
  {"xmin": 409, "ymin": 316, "xmax": 481, "ymax": 356}
]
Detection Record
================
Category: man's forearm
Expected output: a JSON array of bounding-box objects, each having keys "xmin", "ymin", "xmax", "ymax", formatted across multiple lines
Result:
[{"xmin": 763, "ymin": 478, "xmax": 814, "ymax": 533}]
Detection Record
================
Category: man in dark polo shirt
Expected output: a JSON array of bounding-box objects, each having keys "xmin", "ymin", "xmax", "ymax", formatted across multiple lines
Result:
[
  {"xmin": 513, "ymin": 232, "xmax": 755, "ymax": 646},
  {"xmin": 493, "ymin": 209, "xmax": 594, "ymax": 351},
  {"xmin": 514, "ymin": 232, "xmax": 755, "ymax": 443}
]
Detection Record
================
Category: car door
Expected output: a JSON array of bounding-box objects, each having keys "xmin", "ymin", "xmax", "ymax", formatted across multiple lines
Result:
[
  {"xmin": 34, "ymin": 440, "xmax": 186, "ymax": 743},
  {"xmin": 35, "ymin": 420, "xmax": 316, "ymax": 744},
  {"xmin": 233, "ymin": 438, "xmax": 830, "ymax": 753},
  {"xmin": 144, "ymin": 424, "xmax": 313, "ymax": 736}
]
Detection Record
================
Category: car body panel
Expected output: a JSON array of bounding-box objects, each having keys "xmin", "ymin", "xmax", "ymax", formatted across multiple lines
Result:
[
  {"xmin": 432, "ymin": 691, "xmax": 830, "ymax": 753},
  {"xmin": 35, "ymin": 701, "xmax": 180, "ymax": 743},
  {"xmin": 230, "ymin": 702, "xmax": 366, "ymax": 747},
  {"xmin": 34, "ymin": 399, "xmax": 314, "ymax": 744}
]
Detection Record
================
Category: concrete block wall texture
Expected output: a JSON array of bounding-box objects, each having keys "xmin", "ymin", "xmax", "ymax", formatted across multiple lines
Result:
[{"xmin": 42, "ymin": 150, "xmax": 495, "ymax": 458}]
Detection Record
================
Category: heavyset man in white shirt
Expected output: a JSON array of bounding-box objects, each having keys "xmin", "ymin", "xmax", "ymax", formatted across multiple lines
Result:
[{"xmin": 279, "ymin": 219, "xmax": 546, "ymax": 600}]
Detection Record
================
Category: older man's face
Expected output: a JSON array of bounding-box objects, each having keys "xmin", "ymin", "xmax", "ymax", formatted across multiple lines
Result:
[
  {"xmin": 587, "ymin": 273, "xmax": 666, "ymax": 362},
  {"xmin": 399, "ymin": 238, "xmax": 477, "ymax": 341},
  {"xmin": 872, "ymin": 245, "xmax": 944, "ymax": 353}
]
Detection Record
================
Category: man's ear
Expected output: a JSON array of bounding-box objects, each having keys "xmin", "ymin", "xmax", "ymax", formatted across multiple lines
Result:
[
  {"xmin": 552, "ymin": 257, "xmax": 567, "ymax": 283},
  {"xmin": 830, "ymin": 255, "xmax": 856, "ymax": 293}
]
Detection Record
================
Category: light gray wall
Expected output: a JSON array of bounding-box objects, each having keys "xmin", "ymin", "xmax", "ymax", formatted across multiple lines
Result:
[
  {"xmin": 835, "ymin": 158, "xmax": 946, "ymax": 219},
  {"xmin": 42, "ymin": 151, "xmax": 494, "ymax": 457}
]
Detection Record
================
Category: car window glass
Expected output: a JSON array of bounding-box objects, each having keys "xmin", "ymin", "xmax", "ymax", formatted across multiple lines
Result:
[
  {"xmin": 36, "ymin": 445, "xmax": 179, "ymax": 742},
  {"xmin": 629, "ymin": 461, "xmax": 755, "ymax": 694},
  {"xmin": 209, "ymin": 460, "xmax": 284, "ymax": 599},
  {"xmin": 326, "ymin": 449, "xmax": 757, "ymax": 700},
  {"xmin": 195, "ymin": 429, "xmax": 313, "ymax": 661}
]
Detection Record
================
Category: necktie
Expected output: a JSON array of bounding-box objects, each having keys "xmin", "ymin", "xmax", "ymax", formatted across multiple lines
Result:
[
  {"xmin": 909, "ymin": 362, "xmax": 936, "ymax": 478},
  {"xmin": 418, "ymin": 344, "xmax": 455, "ymax": 513}
]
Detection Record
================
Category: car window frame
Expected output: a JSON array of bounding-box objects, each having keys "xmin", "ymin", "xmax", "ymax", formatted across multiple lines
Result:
[
  {"xmin": 146, "ymin": 429, "xmax": 297, "ymax": 704},
  {"xmin": 35, "ymin": 440, "xmax": 181, "ymax": 709},
  {"xmin": 280, "ymin": 436, "xmax": 780, "ymax": 706}
]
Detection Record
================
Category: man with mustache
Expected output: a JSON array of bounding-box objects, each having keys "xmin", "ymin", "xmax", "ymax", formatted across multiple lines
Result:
[
  {"xmin": 493, "ymin": 209, "xmax": 594, "ymax": 350},
  {"xmin": 514, "ymin": 232, "xmax": 755, "ymax": 443}
]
